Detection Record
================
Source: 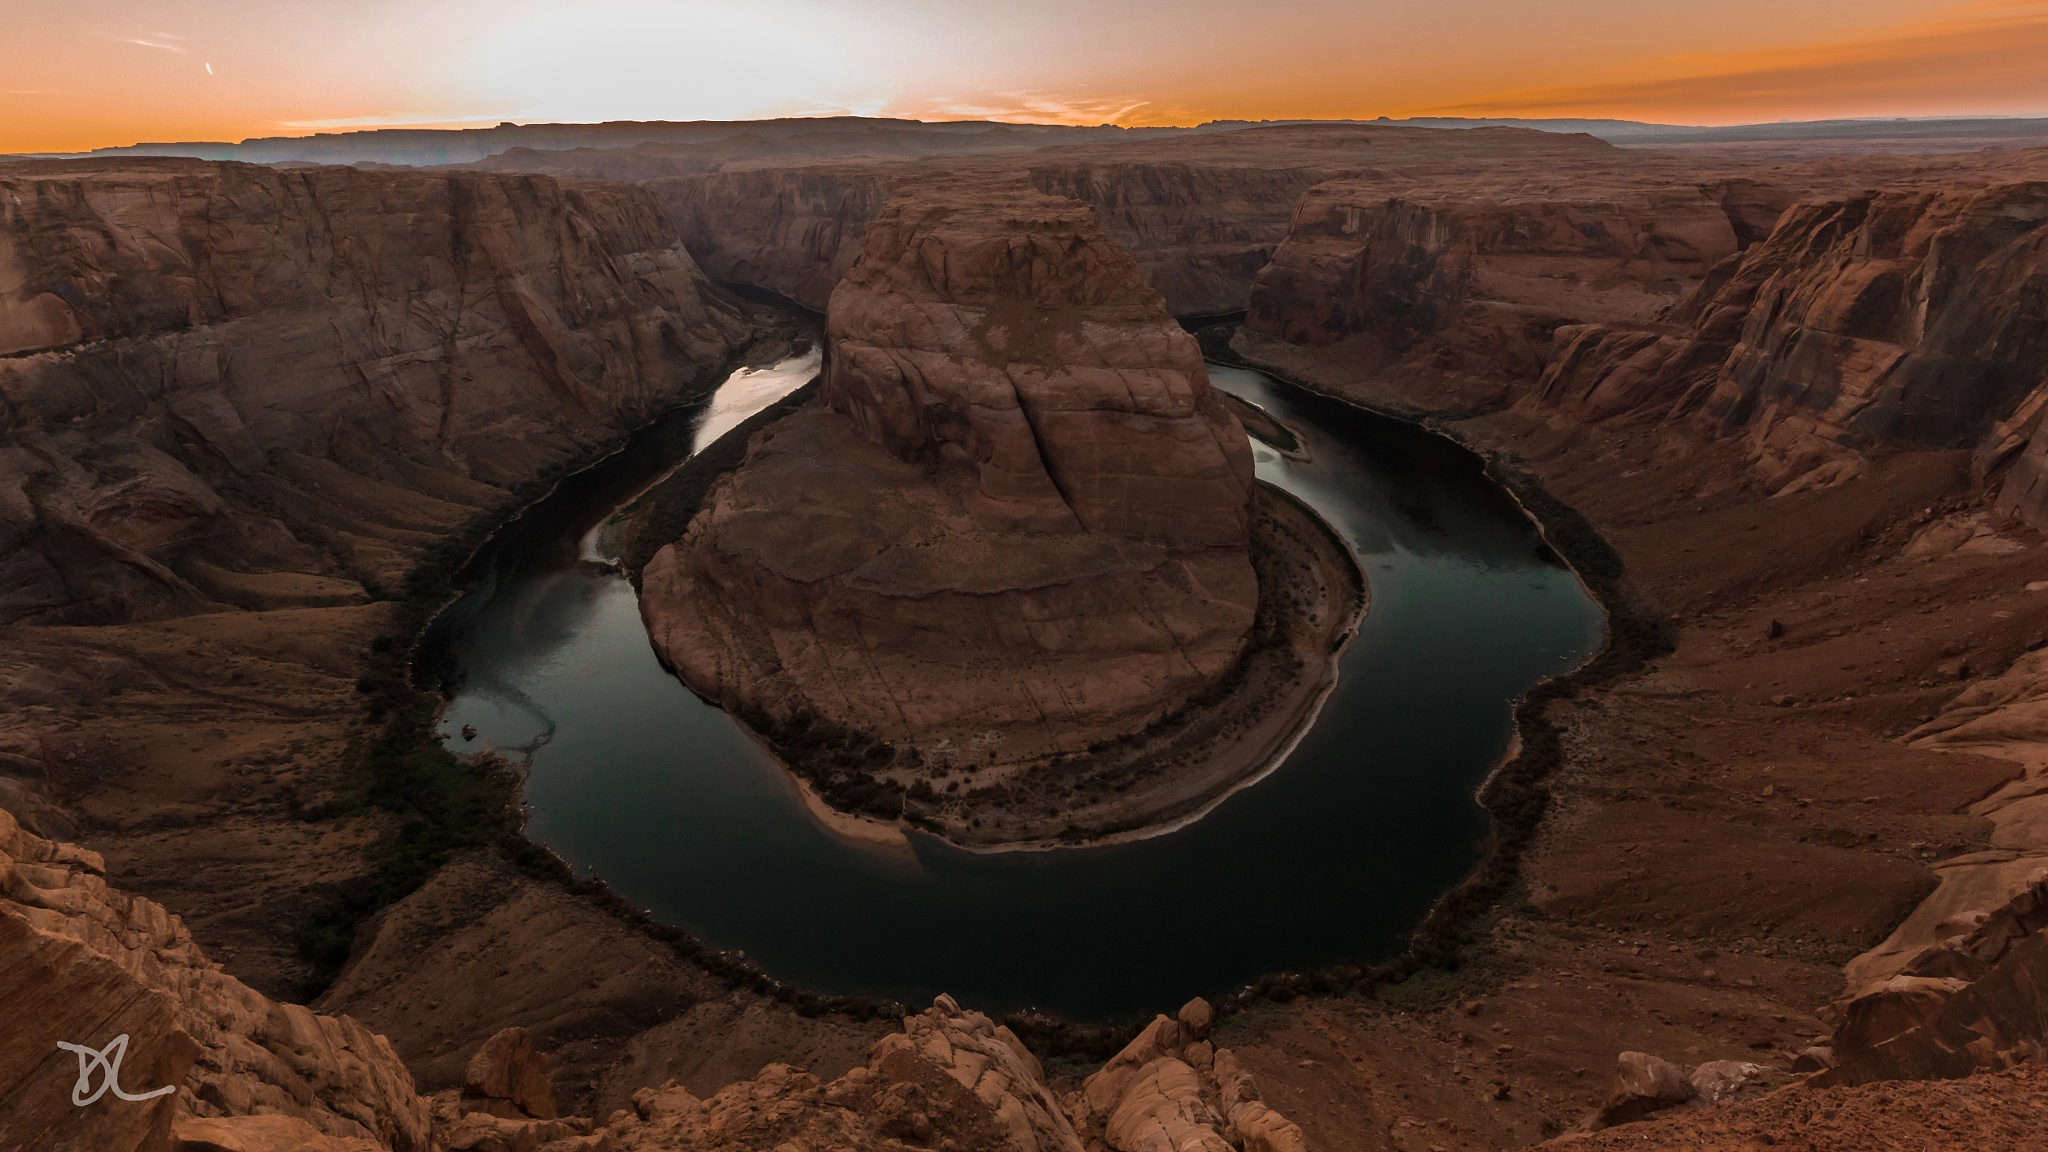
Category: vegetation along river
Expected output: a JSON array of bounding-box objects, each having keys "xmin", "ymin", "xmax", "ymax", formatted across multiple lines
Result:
[{"xmin": 427, "ymin": 355, "xmax": 1605, "ymax": 1021}]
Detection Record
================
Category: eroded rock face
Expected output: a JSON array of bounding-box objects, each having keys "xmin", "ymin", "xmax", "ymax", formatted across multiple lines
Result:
[
  {"xmin": 1820, "ymin": 871, "xmax": 2048, "ymax": 1085},
  {"xmin": 642, "ymin": 183, "xmax": 1256, "ymax": 778},
  {"xmin": 822, "ymin": 185, "xmax": 1254, "ymax": 547},
  {"xmin": 653, "ymin": 162, "xmax": 1327, "ymax": 317},
  {"xmin": 1068, "ymin": 1004, "xmax": 1305, "ymax": 1152},
  {"xmin": 461, "ymin": 1028, "xmax": 556, "ymax": 1120},
  {"xmin": 1244, "ymin": 179, "xmax": 1746, "ymax": 389},
  {"xmin": 0, "ymin": 158, "xmax": 749, "ymax": 625},
  {"xmin": 1532, "ymin": 182, "xmax": 2048, "ymax": 499},
  {"xmin": 0, "ymin": 809, "xmax": 430, "ymax": 1152}
]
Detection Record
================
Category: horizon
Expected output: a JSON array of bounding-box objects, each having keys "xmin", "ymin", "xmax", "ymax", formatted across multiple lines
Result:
[
  {"xmin": 19, "ymin": 111, "xmax": 2048, "ymax": 158},
  {"xmin": 8, "ymin": 0, "xmax": 2048, "ymax": 154}
]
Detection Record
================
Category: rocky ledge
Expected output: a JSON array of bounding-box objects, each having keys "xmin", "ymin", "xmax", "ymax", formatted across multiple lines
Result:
[{"xmin": 639, "ymin": 182, "xmax": 1360, "ymax": 846}]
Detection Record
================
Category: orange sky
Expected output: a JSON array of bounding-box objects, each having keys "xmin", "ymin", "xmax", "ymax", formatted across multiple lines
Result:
[{"xmin": 5, "ymin": 0, "xmax": 2047, "ymax": 153}]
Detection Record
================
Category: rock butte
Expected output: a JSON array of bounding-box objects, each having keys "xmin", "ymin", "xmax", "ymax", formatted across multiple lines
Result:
[
  {"xmin": 5, "ymin": 121, "xmax": 2048, "ymax": 1150},
  {"xmin": 641, "ymin": 182, "xmax": 1363, "ymax": 844}
]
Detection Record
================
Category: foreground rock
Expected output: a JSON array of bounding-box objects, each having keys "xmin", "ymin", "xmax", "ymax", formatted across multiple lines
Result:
[
  {"xmin": 2, "ymin": 812, "xmax": 1316, "ymax": 1151},
  {"xmin": 0, "ymin": 808, "xmax": 428, "ymax": 1152},
  {"xmin": 1069, "ymin": 999, "xmax": 1306, "ymax": 1152},
  {"xmin": 1816, "ymin": 871, "xmax": 2048, "ymax": 1084},
  {"xmin": 642, "ymin": 182, "xmax": 1287, "ymax": 840}
]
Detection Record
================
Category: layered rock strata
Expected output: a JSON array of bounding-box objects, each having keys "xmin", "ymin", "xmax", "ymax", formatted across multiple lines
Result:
[
  {"xmin": 0, "ymin": 158, "xmax": 749, "ymax": 626},
  {"xmin": 0, "ymin": 808, "xmax": 429, "ymax": 1152},
  {"xmin": 642, "ymin": 184, "xmax": 1298, "ymax": 840},
  {"xmin": 650, "ymin": 164, "xmax": 1321, "ymax": 317},
  {"xmin": 0, "ymin": 156, "xmax": 753, "ymax": 998},
  {"xmin": 1530, "ymin": 181, "xmax": 2048, "ymax": 501},
  {"xmin": 1241, "ymin": 180, "xmax": 1755, "ymax": 407}
]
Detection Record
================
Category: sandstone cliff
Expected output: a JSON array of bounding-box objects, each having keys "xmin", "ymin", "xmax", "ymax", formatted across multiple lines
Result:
[
  {"xmin": 0, "ymin": 807, "xmax": 429, "ymax": 1152},
  {"xmin": 650, "ymin": 168, "xmax": 892, "ymax": 312},
  {"xmin": 0, "ymin": 157, "xmax": 750, "ymax": 627},
  {"xmin": 1242, "ymin": 180, "xmax": 1752, "ymax": 404},
  {"xmin": 1530, "ymin": 181, "xmax": 2048, "ymax": 500},
  {"xmin": 649, "ymin": 162, "xmax": 1321, "ymax": 318},
  {"xmin": 641, "ymin": 183, "xmax": 1261, "ymax": 831},
  {"xmin": 647, "ymin": 125, "xmax": 1825, "ymax": 324},
  {"xmin": 0, "ymin": 156, "xmax": 754, "ymax": 1001}
]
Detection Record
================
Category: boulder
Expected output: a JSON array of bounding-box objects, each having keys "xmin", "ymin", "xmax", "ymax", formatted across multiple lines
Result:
[
  {"xmin": 1686, "ymin": 1060, "xmax": 1770, "ymax": 1104},
  {"xmin": 461, "ymin": 1027, "xmax": 557, "ymax": 1120},
  {"xmin": 1594, "ymin": 1051, "xmax": 1696, "ymax": 1128}
]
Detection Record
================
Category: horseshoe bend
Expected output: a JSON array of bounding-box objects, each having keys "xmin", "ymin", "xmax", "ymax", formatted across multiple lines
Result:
[
  {"xmin": 636, "ymin": 182, "xmax": 1363, "ymax": 848},
  {"xmin": 5, "ymin": 107, "xmax": 2048, "ymax": 1151}
]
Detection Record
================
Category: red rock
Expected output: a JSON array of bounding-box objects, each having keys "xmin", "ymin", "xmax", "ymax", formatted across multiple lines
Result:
[
  {"xmin": 461, "ymin": 1027, "xmax": 556, "ymax": 1120},
  {"xmin": 1593, "ymin": 1051, "xmax": 1696, "ymax": 1128},
  {"xmin": 641, "ymin": 183, "xmax": 1257, "ymax": 781}
]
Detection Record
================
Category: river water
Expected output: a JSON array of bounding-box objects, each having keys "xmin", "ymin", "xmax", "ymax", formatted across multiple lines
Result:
[{"xmin": 430, "ymin": 358, "xmax": 1604, "ymax": 1021}]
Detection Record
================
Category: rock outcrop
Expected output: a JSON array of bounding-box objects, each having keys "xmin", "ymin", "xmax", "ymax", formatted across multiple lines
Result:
[
  {"xmin": 1818, "ymin": 869, "xmax": 2048, "ymax": 1085},
  {"xmin": 0, "ymin": 157, "xmax": 750, "ymax": 626},
  {"xmin": 641, "ymin": 183, "xmax": 1257, "ymax": 802},
  {"xmin": 1067, "ymin": 999, "xmax": 1305, "ymax": 1152},
  {"xmin": 1243, "ymin": 179, "xmax": 1749, "ymax": 397},
  {"xmin": 1591, "ymin": 1052, "xmax": 1695, "ymax": 1128},
  {"xmin": 6, "ymin": 802, "xmax": 1317, "ymax": 1152},
  {"xmin": 1532, "ymin": 182, "xmax": 2048, "ymax": 500},
  {"xmin": 460, "ymin": 1028, "xmax": 556, "ymax": 1120},
  {"xmin": 0, "ymin": 808, "xmax": 429, "ymax": 1152},
  {"xmin": 651, "ymin": 162, "xmax": 1322, "ymax": 318}
]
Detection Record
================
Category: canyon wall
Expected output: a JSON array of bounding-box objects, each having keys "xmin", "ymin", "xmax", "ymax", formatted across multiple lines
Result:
[
  {"xmin": 641, "ymin": 182, "xmax": 1257, "ymax": 790},
  {"xmin": 649, "ymin": 162, "xmax": 1329, "ymax": 317},
  {"xmin": 1240, "ymin": 167, "xmax": 2048, "ymax": 511},
  {"xmin": 0, "ymin": 158, "xmax": 750, "ymax": 626},
  {"xmin": 1242, "ymin": 181, "xmax": 1754, "ymax": 392},
  {"xmin": 1530, "ymin": 182, "xmax": 2048, "ymax": 502},
  {"xmin": 0, "ymin": 807, "xmax": 431, "ymax": 1152}
]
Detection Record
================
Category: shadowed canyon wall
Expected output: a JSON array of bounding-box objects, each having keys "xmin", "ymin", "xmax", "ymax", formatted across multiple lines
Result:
[
  {"xmin": 649, "ymin": 163, "xmax": 1323, "ymax": 318},
  {"xmin": 1526, "ymin": 182, "xmax": 2048, "ymax": 504},
  {"xmin": 0, "ymin": 158, "xmax": 749, "ymax": 627}
]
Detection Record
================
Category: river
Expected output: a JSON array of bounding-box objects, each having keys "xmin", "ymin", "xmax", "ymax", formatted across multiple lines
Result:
[{"xmin": 429, "ymin": 356, "xmax": 1604, "ymax": 1021}]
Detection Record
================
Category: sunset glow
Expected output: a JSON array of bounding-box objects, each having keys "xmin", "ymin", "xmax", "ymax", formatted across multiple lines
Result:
[{"xmin": 5, "ymin": 0, "xmax": 2047, "ymax": 153}]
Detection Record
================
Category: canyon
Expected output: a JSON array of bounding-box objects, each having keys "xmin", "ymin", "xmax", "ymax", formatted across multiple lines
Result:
[{"xmin": 5, "ymin": 120, "xmax": 2048, "ymax": 1152}]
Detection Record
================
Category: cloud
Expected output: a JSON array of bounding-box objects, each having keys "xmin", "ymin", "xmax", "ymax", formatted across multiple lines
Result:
[
  {"xmin": 1410, "ymin": 1, "xmax": 2048, "ymax": 121},
  {"xmin": 276, "ymin": 113, "xmax": 514, "ymax": 131},
  {"xmin": 909, "ymin": 91, "xmax": 1154, "ymax": 126},
  {"xmin": 109, "ymin": 33, "xmax": 187, "ymax": 54}
]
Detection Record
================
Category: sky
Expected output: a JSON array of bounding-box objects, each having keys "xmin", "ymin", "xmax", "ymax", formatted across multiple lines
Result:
[{"xmin": 5, "ymin": 0, "xmax": 2048, "ymax": 153}]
